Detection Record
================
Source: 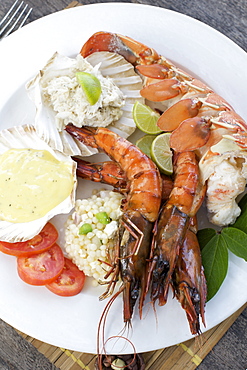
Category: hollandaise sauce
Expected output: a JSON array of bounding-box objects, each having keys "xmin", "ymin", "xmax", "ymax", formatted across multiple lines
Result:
[{"xmin": 0, "ymin": 148, "xmax": 74, "ymax": 223}]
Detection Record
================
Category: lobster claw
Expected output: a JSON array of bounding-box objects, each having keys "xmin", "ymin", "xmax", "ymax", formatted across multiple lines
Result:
[
  {"xmin": 170, "ymin": 116, "xmax": 211, "ymax": 152},
  {"xmin": 80, "ymin": 31, "xmax": 160, "ymax": 66},
  {"xmin": 140, "ymin": 79, "xmax": 182, "ymax": 102},
  {"xmin": 157, "ymin": 98, "xmax": 203, "ymax": 131},
  {"xmin": 136, "ymin": 64, "xmax": 170, "ymax": 79}
]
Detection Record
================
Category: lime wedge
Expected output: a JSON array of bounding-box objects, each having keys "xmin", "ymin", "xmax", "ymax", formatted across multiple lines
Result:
[
  {"xmin": 136, "ymin": 135, "xmax": 156, "ymax": 158},
  {"xmin": 132, "ymin": 101, "xmax": 163, "ymax": 134},
  {"xmin": 76, "ymin": 71, "xmax": 101, "ymax": 105},
  {"xmin": 150, "ymin": 133, "xmax": 173, "ymax": 175}
]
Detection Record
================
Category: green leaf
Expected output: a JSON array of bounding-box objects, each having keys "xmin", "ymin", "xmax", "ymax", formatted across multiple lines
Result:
[
  {"xmin": 232, "ymin": 193, "xmax": 247, "ymax": 233},
  {"xmin": 201, "ymin": 234, "xmax": 228, "ymax": 301},
  {"xmin": 221, "ymin": 227, "xmax": 247, "ymax": 261},
  {"xmin": 197, "ymin": 228, "xmax": 217, "ymax": 249}
]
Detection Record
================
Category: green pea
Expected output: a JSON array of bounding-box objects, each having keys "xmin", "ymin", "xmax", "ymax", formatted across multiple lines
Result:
[
  {"xmin": 79, "ymin": 223, "xmax": 93, "ymax": 235},
  {"xmin": 95, "ymin": 211, "xmax": 110, "ymax": 224}
]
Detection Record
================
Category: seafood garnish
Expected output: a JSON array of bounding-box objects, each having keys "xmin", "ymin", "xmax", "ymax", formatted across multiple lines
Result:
[
  {"xmin": 26, "ymin": 51, "xmax": 144, "ymax": 156},
  {"xmin": 0, "ymin": 125, "xmax": 77, "ymax": 243}
]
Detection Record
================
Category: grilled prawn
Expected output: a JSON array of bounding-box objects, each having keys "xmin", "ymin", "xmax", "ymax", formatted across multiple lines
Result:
[
  {"xmin": 73, "ymin": 153, "xmax": 207, "ymax": 334},
  {"xmin": 66, "ymin": 124, "xmax": 162, "ymax": 323}
]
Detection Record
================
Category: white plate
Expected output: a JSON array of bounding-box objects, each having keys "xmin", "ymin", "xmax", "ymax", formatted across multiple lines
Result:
[{"xmin": 0, "ymin": 3, "xmax": 247, "ymax": 354}]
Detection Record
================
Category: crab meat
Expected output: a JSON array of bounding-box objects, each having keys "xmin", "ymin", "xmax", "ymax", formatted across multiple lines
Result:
[{"xmin": 26, "ymin": 51, "xmax": 144, "ymax": 156}]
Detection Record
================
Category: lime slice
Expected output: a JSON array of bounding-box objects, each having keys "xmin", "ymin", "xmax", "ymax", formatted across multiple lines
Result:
[
  {"xmin": 136, "ymin": 135, "xmax": 156, "ymax": 158},
  {"xmin": 132, "ymin": 101, "xmax": 163, "ymax": 134},
  {"xmin": 76, "ymin": 71, "xmax": 101, "ymax": 105},
  {"xmin": 150, "ymin": 133, "xmax": 173, "ymax": 175}
]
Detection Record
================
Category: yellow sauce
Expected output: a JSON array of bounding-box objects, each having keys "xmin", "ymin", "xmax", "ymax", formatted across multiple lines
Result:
[{"xmin": 0, "ymin": 148, "xmax": 74, "ymax": 223}]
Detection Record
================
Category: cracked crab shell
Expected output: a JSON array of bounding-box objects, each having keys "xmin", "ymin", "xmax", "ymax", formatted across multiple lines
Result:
[
  {"xmin": 0, "ymin": 125, "xmax": 77, "ymax": 242},
  {"xmin": 26, "ymin": 51, "xmax": 144, "ymax": 156}
]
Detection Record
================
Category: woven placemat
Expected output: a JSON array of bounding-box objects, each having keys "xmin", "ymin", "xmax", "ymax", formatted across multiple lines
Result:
[
  {"xmin": 15, "ymin": 2, "xmax": 246, "ymax": 369},
  {"xmin": 17, "ymin": 302, "xmax": 246, "ymax": 370}
]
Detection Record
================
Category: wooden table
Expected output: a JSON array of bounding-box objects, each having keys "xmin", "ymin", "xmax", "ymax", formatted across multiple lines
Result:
[{"xmin": 0, "ymin": 1, "xmax": 246, "ymax": 369}]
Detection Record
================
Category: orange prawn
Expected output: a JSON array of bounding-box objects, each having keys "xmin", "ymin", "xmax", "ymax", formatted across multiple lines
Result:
[
  {"xmin": 74, "ymin": 150, "xmax": 207, "ymax": 334},
  {"xmin": 172, "ymin": 216, "xmax": 207, "ymax": 335},
  {"xmin": 66, "ymin": 124, "xmax": 162, "ymax": 323},
  {"xmin": 147, "ymin": 152, "xmax": 205, "ymax": 303}
]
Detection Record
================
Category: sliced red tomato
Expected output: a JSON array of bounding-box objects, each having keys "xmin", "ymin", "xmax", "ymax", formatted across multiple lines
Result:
[
  {"xmin": 46, "ymin": 258, "xmax": 86, "ymax": 297},
  {"xmin": 17, "ymin": 243, "xmax": 65, "ymax": 286},
  {"xmin": 0, "ymin": 222, "xmax": 58, "ymax": 257}
]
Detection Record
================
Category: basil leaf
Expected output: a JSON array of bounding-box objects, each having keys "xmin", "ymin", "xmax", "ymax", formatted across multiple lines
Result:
[
  {"xmin": 197, "ymin": 228, "xmax": 217, "ymax": 249},
  {"xmin": 201, "ymin": 234, "xmax": 228, "ymax": 301},
  {"xmin": 221, "ymin": 227, "xmax": 247, "ymax": 261},
  {"xmin": 232, "ymin": 193, "xmax": 247, "ymax": 233}
]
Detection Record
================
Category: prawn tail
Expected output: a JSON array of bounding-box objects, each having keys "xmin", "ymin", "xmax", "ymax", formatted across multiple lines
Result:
[
  {"xmin": 72, "ymin": 157, "xmax": 128, "ymax": 192},
  {"xmin": 65, "ymin": 124, "xmax": 98, "ymax": 148}
]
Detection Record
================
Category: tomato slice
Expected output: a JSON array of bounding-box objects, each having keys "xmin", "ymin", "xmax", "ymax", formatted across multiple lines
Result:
[
  {"xmin": 17, "ymin": 243, "xmax": 65, "ymax": 286},
  {"xmin": 0, "ymin": 222, "xmax": 58, "ymax": 257},
  {"xmin": 46, "ymin": 258, "xmax": 86, "ymax": 296}
]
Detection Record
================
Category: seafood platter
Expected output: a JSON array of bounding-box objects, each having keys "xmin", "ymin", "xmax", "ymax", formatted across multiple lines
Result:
[{"xmin": 0, "ymin": 3, "xmax": 246, "ymax": 356}]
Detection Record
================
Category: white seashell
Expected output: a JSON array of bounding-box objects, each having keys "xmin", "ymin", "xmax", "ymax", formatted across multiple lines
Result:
[
  {"xmin": 26, "ymin": 51, "xmax": 144, "ymax": 156},
  {"xmin": 0, "ymin": 124, "xmax": 77, "ymax": 242},
  {"xmin": 86, "ymin": 52, "xmax": 144, "ymax": 138}
]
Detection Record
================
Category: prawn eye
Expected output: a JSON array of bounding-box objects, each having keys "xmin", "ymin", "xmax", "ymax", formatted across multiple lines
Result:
[
  {"xmin": 131, "ymin": 288, "xmax": 139, "ymax": 300},
  {"xmin": 154, "ymin": 260, "xmax": 169, "ymax": 280},
  {"xmin": 192, "ymin": 290, "xmax": 200, "ymax": 303}
]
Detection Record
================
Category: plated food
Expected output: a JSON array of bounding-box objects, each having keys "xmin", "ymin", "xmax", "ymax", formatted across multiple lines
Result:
[{"xmin": 0, "ymin": 7, "xmax": 246, "ymax": 356}]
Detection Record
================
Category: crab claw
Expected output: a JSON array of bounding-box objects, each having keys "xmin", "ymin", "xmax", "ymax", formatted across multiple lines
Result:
[
  {"xmin": 157, "ymin": 98, "xmax": 203, "ymax": 131},
  {"xmin": 170, "ymin": 117, "xmax": 211, "ymax": 152}
]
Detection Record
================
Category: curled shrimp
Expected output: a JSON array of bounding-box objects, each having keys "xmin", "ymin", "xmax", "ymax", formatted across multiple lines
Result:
[{"xmin": 66, "ymin": 124, "xmax": 162, "ymax": 323}]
